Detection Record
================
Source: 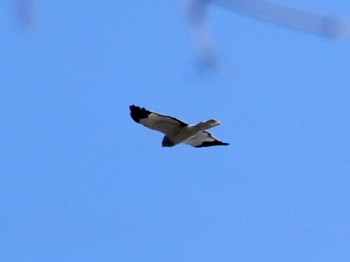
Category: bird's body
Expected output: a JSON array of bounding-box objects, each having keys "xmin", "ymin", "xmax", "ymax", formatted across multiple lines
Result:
[{"xmin": 129, "ymin": 105, "xmax": 229, "ymax": 148}]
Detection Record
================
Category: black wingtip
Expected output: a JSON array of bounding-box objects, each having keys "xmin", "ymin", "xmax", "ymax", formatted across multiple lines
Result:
[
  {"xmin": 194, "ymin": 141, "xmax": 229, "ymax": 148},
  {"xmin": 129, "ymin": 105, "xmax": 151, "ymax": 123}
]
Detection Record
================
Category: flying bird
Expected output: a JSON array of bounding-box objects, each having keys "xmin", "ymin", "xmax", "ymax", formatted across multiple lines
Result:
[
  {"xmin": 129, "ymin": 105, "xmax": 229, "ymax": 148},
  {"xmin": 179, "ymin": 0, "xmax": 350, "ymax": 70}
]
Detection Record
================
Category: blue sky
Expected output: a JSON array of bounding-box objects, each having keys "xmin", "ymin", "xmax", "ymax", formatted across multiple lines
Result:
[{"xmin": 1, "ymin": 0, "xmax": 350, "ymax": 261}]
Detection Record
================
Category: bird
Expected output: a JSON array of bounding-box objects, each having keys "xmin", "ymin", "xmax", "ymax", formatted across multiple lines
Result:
[
  {"xmin": 178, "ymin": 0, "xmax": 350, "ymax": 71},
  {"xmin": 129, "ymin": 105, "xmax": 229, "ymax": 148}
]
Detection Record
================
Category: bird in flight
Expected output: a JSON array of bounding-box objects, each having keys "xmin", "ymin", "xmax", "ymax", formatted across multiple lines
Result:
[
  {"xmin": 179, "ymin": 0, "xmax": 350, "ymax": 70},
  {"xmin": 130, "ymin": 105, "xmax": 229, "ymax": 148}
]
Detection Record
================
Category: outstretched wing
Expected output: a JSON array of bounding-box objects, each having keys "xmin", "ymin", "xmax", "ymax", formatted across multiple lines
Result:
[
  {"xmin": 212, "ymin": 0, "xmax": 350, "ymax": 38},
  {"xmin": 184, "ymin": 130, "xmax": 229, "ymax": 148},
  {"xmin": 130, "ymin": 105, "xmax": 188, "ymax": 135}
]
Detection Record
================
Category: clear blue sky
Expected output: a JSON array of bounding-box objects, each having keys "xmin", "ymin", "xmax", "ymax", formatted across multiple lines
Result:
[{"xmin": 1, "ymin": 1, "xmax": 350, "ymax": 261}]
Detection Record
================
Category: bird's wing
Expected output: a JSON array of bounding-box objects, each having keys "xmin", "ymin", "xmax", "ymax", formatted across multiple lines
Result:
[
  {"xmin": 184, "ymin": 130, "xmax": 229, "ymax": 147},
  {"xmin": 130, "ymin": 105, "xmax": 188, "ymax": 135},
  {"xmin": 213, "ymin": 0, "xmax": 350, "ymax": 38}
]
